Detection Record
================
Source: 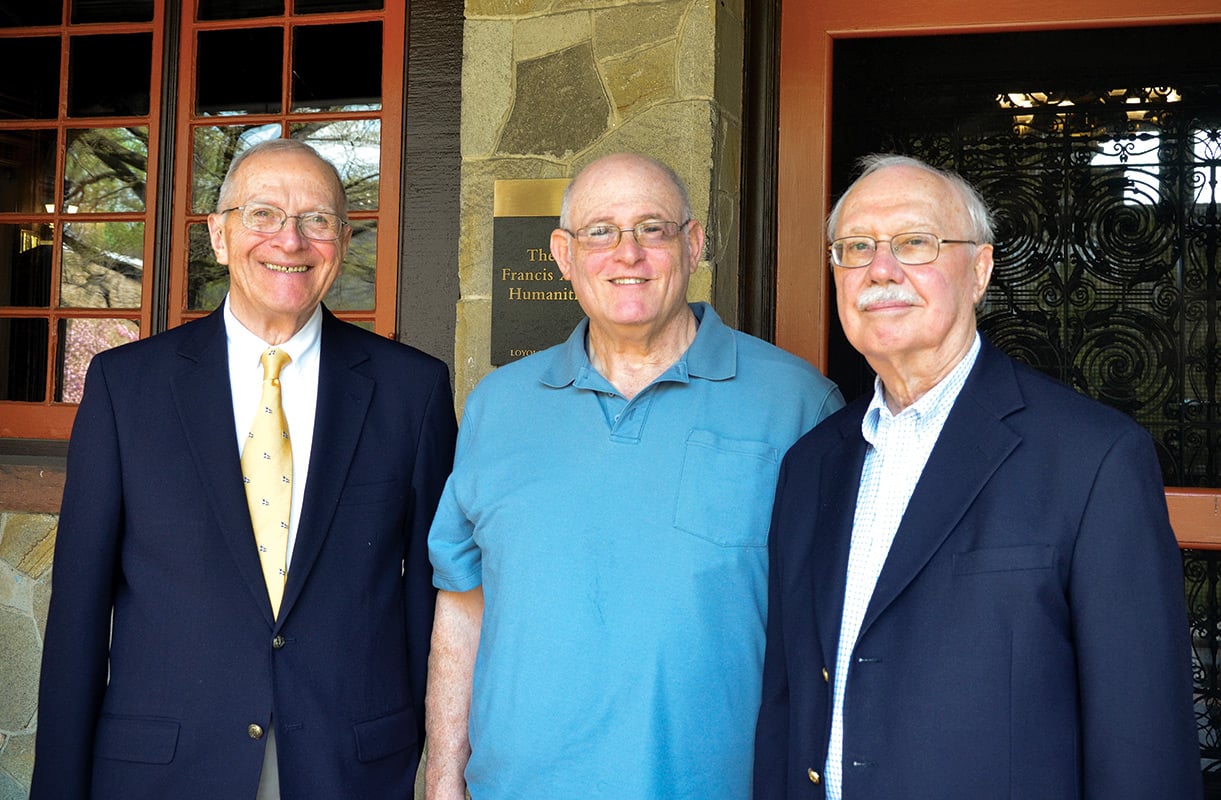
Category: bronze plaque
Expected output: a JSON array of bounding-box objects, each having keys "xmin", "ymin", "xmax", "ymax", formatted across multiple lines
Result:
[{"xmin": 491, "ymin": 179, "xmax": 585, "ymax": 365}]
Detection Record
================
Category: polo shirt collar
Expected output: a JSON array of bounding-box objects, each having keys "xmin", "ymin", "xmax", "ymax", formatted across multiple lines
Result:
[
  {"xmin": 683, "ymin": 302, "xmax": 736, "ymax": 381},
  {"xmin": 540, "ymin": 302, "xmax": 737, "ymax": 389}
]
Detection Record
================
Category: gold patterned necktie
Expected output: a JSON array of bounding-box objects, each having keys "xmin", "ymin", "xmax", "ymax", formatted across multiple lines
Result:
[{"xmin": 242, "ymin": 347, "xmax": 293, "ymax": 618}]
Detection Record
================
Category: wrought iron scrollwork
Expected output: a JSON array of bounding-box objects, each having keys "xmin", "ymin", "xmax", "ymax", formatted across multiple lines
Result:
[
  {"xmin": 1185, "ymin": 549, "xmax": 1221, "ymax": 777},
  {"xmin": 857, "ymin": 66, "xmax": 1220, "ymax": 779},
  {"xmin": 879, "ymin": 90, "xmax": 1220, "ymax": 490}
]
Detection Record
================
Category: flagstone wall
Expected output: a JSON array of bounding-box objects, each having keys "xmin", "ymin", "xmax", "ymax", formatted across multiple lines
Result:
[{"xmin": 454, "ymin": 0, "xmax": 746, "ymax": 405}]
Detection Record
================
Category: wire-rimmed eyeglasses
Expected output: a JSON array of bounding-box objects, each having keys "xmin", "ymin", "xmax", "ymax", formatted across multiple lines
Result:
[
  {"xmin": 829, "ymin": 232, "xmax": 978, "ymax": 268},
  {"xmin": 563, "ymin": 219, "xmax": 692, "ymax": 251},
  {"xmin": 220, "ymin": 203, "xmax": 349, "ymax": 242}
]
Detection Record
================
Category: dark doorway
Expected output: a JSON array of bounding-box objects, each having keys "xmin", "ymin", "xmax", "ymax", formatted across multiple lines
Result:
[{"xmin": 829, "ymin": 23, "xmax": 1221, "ymax": 783}]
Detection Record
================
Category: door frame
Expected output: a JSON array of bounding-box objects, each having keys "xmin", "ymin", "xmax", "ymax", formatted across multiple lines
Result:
[{"xmin": 774, "ymin": 0, "xmax": 1221, "ymax": 545}]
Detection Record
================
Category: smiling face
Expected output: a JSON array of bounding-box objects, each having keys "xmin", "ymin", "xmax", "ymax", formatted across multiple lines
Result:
[
  {"xmin": 208, "ymin": 147, "xmax": 350, "ymax": 344},
  {"xmin": 550, "ymin": 154, "xmax": 704, "ymax": 346},
  {"xmin": 832, "ymin": 164, "xmax": 993, "ymax": 390}
]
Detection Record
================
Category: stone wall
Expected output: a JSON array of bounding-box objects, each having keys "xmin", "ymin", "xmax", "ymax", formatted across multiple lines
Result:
[
  {"xmin": 0, "ymin": 513, "xmax": 54, "ymax": 798},
  {"xmin": 456, "ymin": 0, "xmax": 746, "ymax": 405}
]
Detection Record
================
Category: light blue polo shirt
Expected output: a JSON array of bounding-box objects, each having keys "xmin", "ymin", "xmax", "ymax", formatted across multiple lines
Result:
[{"xmin": 429, "ymin": 303, "xmax": 843, "ymax": 799}]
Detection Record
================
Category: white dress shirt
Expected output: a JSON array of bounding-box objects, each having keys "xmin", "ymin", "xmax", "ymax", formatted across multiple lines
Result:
[
  {"xmin": 224, "ymin": 298, "xmax": 322, "ymax": 585},
  {"xmin": 825, "ymin": 334, "xmax": 980, "ymax": 799}
]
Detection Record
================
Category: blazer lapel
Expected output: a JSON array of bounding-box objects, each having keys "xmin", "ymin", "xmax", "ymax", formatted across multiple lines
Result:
[
  {"xmin": 278, "ymin": 312, "xmax": 374, "ymax": 621},
  {"xmin": 810, "ymin": 417, "xmax": 870, "ymax": 668},
  {"xmin": 858, "ymin": 342, "xmax": 1024, "ymax": 638},
  {"xmin": 170, "ymin": 311, "xmax": 276, "ymax": 623}
]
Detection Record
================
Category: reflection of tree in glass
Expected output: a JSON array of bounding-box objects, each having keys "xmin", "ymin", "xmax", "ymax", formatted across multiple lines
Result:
[
  {"xmin": 61, "ymin": 222, "xmax": 144, "ymax": 309},
  {"xmin": 326, "ymin": 222, "xmax": 376, "ymax": 311},
  {"xmin": 191, "ymin": 122, "xmax": 381, "ymax": 212},
  {"xmin": 188, "ymin": 223, "xmax": 229, "ymax": 313},
  {"xmin": 64, "ymin": 127, "xmax": 148, "ymax": 213},
  {"xmin": 192, "ymin": 124, "xmax": 280, "ymax": 213},
  {"xmin": 292, "ymin": 119, "xmax": 381, "ymax": 211},
  {"xmin": 59, "ymin": 318, "xmax": 139, "ymax": 404}
]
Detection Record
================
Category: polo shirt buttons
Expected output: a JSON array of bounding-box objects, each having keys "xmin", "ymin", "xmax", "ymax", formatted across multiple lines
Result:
[
  {"xmin": 808, "ymin": 767, "xmax": 821, "ymax": 784},
  {"xmin": 248, "ymin": 723, "xmax": 265, "ymax": 740},
  {"xmin": 272, "ymin": 634, "xmax": 286, "ymax": 649}
]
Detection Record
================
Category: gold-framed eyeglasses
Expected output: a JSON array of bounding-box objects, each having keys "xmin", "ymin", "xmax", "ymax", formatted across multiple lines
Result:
[
  {"xmin": 564, "ymin": 219, "xmax": 691, "ymax": 251},
  {"xmin": 829, "ymin": 232, "xmax": 978, "ymax": 268},
  {"xmin": 220, "ymin": 203, "xmax": 349, "ymax": 242}
]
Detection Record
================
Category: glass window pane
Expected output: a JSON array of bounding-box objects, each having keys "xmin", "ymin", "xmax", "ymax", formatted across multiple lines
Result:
[
  {"xmin": 187, "ymin": 222, "xmax": 228, "ymax": 312},
  {"xmin": 0, "ymin": 129, "xmax": 58, "ymax": 213},
  {"xmin": 292, "ymin": 22, "xmax": 381, "ymax": 112},
  {"xmin": 0, "ymin": 37, "xmax": 60, "ymax": 119},
  {"xmin": 192, "ymin": 124, "xmax": 281, "ymax": 213},
  {"xmin": 295, "ymin": 0, "xmax": 382, "ymax": 12},
  {"xmin": 327, "ymin": 220, "xmax": 375, "ymax": 311},
  {"xmin": 71, "ymin": 0, "xmax": 154, "ymax": 23},
  {"xmin": 64, "ymin": 127, "xmax": 149, "ymax": 213},
  {"xmin": 61, "ymin": 222, "xmax": 144, "ymax": 309},
  {"xmin": 0, "ymin": 5, "xmax": 62, "ymax": 25},
  {"xmin": 197, "ymin": 0, "xmax": 284, "ymax": 21},
  {"xmin": 68, "ymin": 33, "xmax": 152, "ymax": 117},
  {"xmin": 197, "ymin": 28, "xmax": 283, "ymax": 115},
  {"xmin": 56, "ymin": 317, "xmax": 139, "ymax": 403},
  {"xmin": 0, "ymin": 223, "xmax": 53, "ymax": 307},
  {"xmin": 0, "ymin": 318, "xmax": 49, "ymax": 400},
  {"xmin": 291, "ymin": 119, "xmax": 380, "ymax": 211}
]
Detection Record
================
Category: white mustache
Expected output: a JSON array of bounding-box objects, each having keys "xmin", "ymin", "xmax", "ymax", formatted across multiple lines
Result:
[{"xmin": 856, "ymin": 285, "xmax": 920, "ymax": 310}]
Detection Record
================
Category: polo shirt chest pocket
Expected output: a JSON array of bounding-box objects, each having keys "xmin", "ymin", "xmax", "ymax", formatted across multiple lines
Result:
[{"xmin": 674, "ymin": 429, "xmax": 782, "ymax": 547}]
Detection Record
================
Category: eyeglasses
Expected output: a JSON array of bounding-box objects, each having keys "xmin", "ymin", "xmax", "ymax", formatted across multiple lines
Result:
[
  {"xmin": 829, "ymin": 232, "xmax": 978, "ymax": 268},
  {"xmin": 563, "ymin": 219, "xmax": 691, "ymax": 251},
  {"xmin": 220, "ymin": 203, "xmax": 349, "ymax": 242}
]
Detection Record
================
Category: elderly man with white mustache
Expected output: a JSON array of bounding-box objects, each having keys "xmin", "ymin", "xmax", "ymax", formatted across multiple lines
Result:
[{"xmin": 753, "ymin": 154, "xmax": 1200, "ymax": 800}]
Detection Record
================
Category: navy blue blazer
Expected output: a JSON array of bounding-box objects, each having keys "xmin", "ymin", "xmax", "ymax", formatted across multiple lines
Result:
[
  {"xmin": 755, "ymin": 337, "xmax": 1200, "ymax": 799},
  {"xmin": 32, "ymin": 307, "xmax": 457, "ymax": 799}
]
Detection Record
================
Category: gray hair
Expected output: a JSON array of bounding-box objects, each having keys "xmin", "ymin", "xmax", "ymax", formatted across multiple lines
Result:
[
  {"xmin": 559, "ymin": 153, "xmax": 694, "ymax": 230},
  {"xmin": 216, "ymin": 138, "xmax": 348, "ymax": 215},
  {"xmin": 826, "ymin": 154, "xmax": 994, "ymax": 244}
]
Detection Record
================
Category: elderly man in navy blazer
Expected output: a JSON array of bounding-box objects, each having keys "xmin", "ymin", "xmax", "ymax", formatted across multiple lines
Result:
[
  {"xmin": 754, "ymin": 154, "xmax": 1200, "ymax": 799},
  {"xmin": 32, "ymin": 139, "xmax": 456, "ymax": 799}
]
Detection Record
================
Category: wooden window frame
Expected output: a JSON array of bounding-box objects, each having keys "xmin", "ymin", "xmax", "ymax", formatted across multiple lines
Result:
[
  {"xmin": 168, "ymin": 1, "xmax": 405, "ymax": 334},
  {"xmin": 0, "ymin": 1, "xmax": 407, "ymax": 441},
  {"xmin": 0, "ymin": 7, "xmax": 166, "ymax": 439}
]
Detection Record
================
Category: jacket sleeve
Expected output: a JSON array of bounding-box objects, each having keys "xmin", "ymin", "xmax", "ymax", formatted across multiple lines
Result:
[
  {"xmin": 402, "ymin": 361, "xmax": 457, "ymax": 755},
  {"xmin": 30, "ymin": 357, "xmax": 125, "ymax": 799},
  {"xmin": 755, "ymin": 458, "xmax": 796, "ymax": 799},
  {"xmin": 1071, "ymin": 424, "xmax": 1202, "ymax": 800}
]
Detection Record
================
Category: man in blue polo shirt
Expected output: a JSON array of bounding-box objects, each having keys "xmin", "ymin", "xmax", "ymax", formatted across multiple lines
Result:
[{"xmin": 425, "ymin": 152, "xmax": 843, "ymax": 799}]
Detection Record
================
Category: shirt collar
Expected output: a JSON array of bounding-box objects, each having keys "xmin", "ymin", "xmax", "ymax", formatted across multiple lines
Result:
[
  {"xmin": 539, "ymin": 302, "xmax": 737, "ymax": 389},
  {"xmin": 223, "ymin": 296, "xmax": 323, "ymax": 371},
  {"xmin": 862, "ymin": 332, "xmax": 981, "ymax": 442}
]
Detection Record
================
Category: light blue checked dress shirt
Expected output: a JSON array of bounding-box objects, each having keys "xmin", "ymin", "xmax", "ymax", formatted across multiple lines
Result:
[{"xmin": 825, "ymin": 334, "xmax": 980, "ymax": 799}]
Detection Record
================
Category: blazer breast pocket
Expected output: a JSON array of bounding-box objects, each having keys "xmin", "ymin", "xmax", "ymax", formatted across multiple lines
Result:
[
  {"xmin": 93, "ymin": 714, "xmax": 180, "ymax": 764},
  {"xmin": 337, "ymin": 479, "xmax": 399, "ymax": 507},
  {"xmin": 674, "ymin": 429, "xmax": 782, "ymax": 547},
  {"xmin": 952, "ymin": 544, "xmax": 1056, "ymax": 575}
]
